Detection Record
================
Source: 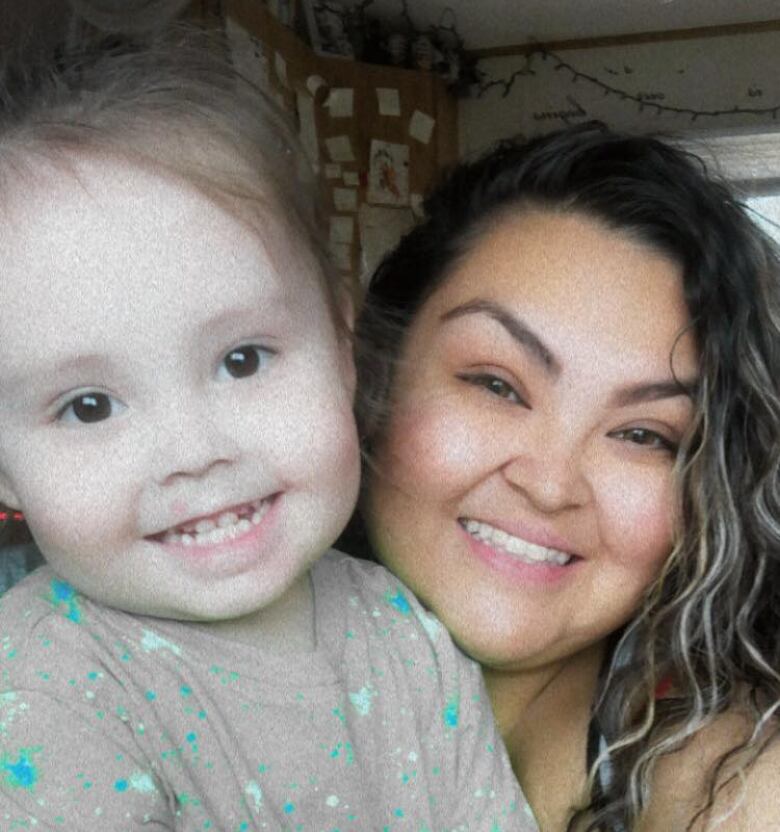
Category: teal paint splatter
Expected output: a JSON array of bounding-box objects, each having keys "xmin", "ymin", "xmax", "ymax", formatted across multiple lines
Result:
[
  {"xmin": 329, "ymin": 741, "xmax": 355, "ymax": 764},
  {"xmin": 145, "ymin": 690, "xmax": 157, "ymax": 702},
  {"xmin": 49, "ymin": 579, "xmax": 81, "ymax": 622},
  {"xmin": 130, "ymin": 771, "xmax": 156, "ymax": 793},
  {"xmin": 180, "ymin": 685, "xmax": 192, "ymax": 697},
  {"xmin": 386, "ymin": 589, "xmax": 411, "ymax": 615},
  {"xmin": 283, "ymin": 802, "xmax": 295, "ymax": 814},
  {"xmin": 418, "ymin": 609, "xmax": 441, "ymax": 642},
  {"xmin": 348, "ymin": 684, "xmax": 377, "ymax": 716},
  {"xmin": 115, "ymin": 779, "xmax": 129, "ymax": 792},
  {"xmin": 443, "ymin": 695, "xmax": 460, "ymax": 728},
  {"xmin": 245, "ymin": 780, "xmax": 263, "ymax": 811},
  {"xmin": 1, "ymin": 747, "xmax": 40, "ymax": 790},
  {"xmin": 141, "ymin": 629, "xmax": 182, "ymax": 657}
]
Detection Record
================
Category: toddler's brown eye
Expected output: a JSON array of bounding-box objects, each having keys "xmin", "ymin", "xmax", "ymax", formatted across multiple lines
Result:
[
  {"xmin": 60, "ymin": 393, "xmax": 114, "ymax": 423},
  {"xmin": 224, "ymin": 346, "xmax": 260, "ymax": 378},
  {"xmin": 220, "ymin": 345, "xmax": 274, "ymax": 380}
]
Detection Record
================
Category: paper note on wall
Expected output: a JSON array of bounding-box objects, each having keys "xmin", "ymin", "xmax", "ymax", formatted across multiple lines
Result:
[
  {"xmin": 343, "ymin": 171, "xmax": 360, "ymax": 186},
  {"xmin": 329, "ymin": 242, "xmax": 353, "ymax": 271},
  {"xmin": 409, "ymin": 110, "xmax": 436, "ymax": 144},
  {"xmin": 326, "ymin": 88, "xmax": 354, "ymax": 118},
  {"xmin": 330, "ymin": 215, "xmax": 354, "ymax": 245},
  {"xmin": 376, "ymin": 87, "xmax": 401, "ymax": 116},
  {"xmin": 325, "ymin": 135, "xmax": 356, "ymax": 163},
  {"xmin": 333, "ymin": 187, "xmax": 358, "ymax": 212}
]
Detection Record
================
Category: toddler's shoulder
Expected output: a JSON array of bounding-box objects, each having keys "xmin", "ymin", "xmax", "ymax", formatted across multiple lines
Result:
[
  {"xmin": 312, "ymin": 549, "xmax": 475, "ymax": 690},
  {"xmin": 315, "ymin": 549, "xmax": 448, "ymax": 641},
  {"xmin": 0, "ymin": 566, "xmax": 118, "ymax": 688}
]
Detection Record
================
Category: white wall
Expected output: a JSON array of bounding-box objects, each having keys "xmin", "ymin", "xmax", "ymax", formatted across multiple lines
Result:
[{"xmin": 459, "ymin": 30, "xmax": 780, "ymax": 156}]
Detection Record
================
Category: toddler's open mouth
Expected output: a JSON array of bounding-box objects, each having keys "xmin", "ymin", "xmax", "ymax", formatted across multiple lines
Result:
[{"xmin": 149, "ymin": 497, "xmax": 274, "ymax": 547}]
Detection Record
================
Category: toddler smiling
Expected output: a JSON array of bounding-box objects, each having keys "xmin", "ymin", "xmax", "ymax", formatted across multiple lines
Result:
[{"xmin": 0, "ymin": 33, "xmax": 532, "ymax": 831}]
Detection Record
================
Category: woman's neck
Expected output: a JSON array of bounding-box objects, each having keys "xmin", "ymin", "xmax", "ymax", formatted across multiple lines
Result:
[{"xmin": 483, "ymin": 641, "xmax": 605, "ymax": 832}]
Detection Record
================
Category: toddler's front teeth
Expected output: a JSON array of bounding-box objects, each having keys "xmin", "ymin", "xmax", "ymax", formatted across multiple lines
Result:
[{"xmin": 163, "ymin": 500, "xmax": 270, "ymax": 546}]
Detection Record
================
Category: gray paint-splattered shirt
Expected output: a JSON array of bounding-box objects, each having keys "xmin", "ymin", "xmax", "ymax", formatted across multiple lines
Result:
[{"xmin": 0, "ymin": 550, "xmax": 537, "ymax": 831}]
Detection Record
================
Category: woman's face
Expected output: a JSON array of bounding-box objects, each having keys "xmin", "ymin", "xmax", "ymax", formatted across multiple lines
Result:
[{"xmin": 366, "ymin": 209, "xmax": 698, "ymax": 674}]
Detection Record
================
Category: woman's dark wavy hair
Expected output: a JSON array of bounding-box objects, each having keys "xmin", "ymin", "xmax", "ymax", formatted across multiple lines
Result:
[{"xmin": 355, "ymin": 122, "xmax": 780, "ymax": 830}]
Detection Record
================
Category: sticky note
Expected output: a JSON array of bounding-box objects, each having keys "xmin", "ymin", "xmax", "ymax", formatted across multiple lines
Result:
[
  {"xmin": 409, "ymin": 110, "xmax": 436, "ymax": 144},
  {"xmin": 377, "ymin": 87, "xmax": 401, "ymax": 116}
]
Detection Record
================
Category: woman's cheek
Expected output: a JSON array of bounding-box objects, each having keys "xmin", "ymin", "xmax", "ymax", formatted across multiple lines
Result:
[
  {"xmin": 381, "ymin": 396, "xmax": 491, "ymax": 495},
  {"xmin": 599, "ymin": 463, "xmax": 676, "ymax": 572}
]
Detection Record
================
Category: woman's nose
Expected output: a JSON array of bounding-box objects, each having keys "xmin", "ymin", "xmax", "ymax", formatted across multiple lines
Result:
[{"xmin": 500, "ymin": 429, "xmax": 591, "ymax": 512}]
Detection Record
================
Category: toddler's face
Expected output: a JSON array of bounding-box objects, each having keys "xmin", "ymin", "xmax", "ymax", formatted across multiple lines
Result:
[{"xmin": 0, "ymin": 156, "xmax": 360, "ymax": 621}]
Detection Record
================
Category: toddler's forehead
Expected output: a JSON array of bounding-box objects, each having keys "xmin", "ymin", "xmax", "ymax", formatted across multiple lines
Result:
[{"xmin": 3, "ymin": 160, "xmax": 320, "ymax": 333}]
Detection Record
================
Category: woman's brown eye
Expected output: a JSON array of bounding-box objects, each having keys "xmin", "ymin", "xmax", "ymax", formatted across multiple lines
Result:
[
  {"xmin": 614, "ymin": 427, "xmax": 677, "ymax": 453},
  {"xmin": 458, "ymin": 372, "xmax": 524, "ymax": 405}
]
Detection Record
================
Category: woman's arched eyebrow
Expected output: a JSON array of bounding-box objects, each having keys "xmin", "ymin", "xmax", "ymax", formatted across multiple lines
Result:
[
  {"xmin": 439, "ymin": 299, "xmax": 698, "ymax": 404},
  {"xmin": 439, "ymin": 299, "xmax": 560, "ymax": 376}
]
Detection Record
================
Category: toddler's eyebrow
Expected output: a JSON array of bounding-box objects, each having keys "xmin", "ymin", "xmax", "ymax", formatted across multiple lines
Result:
[{"xmin": 0, "ymin": 353, "xmax": 111, "ymax": 394}]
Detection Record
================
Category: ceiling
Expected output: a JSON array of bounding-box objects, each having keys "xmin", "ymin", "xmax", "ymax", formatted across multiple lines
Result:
[
  {"xmin": 348, "ymin": 0, "xmax": 780, "ymax": 50},
  {"xmin": 2, "ymin": 0, "xmax": 779, "ymax": 53}
]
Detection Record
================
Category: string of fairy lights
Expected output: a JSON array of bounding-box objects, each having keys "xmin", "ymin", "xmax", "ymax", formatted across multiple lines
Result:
[
  {"xmin": 309, "ymin": 1, "xmax": 780, "ymax": 121},
  {"xmin": 474, "ymin": 48, "xmax": 780, "ymax": 122}
]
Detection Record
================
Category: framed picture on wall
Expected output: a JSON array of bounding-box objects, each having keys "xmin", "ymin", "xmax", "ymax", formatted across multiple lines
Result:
[{"xmin": 302, "ymin": 0, "xmax": 354, "ymax": 59}]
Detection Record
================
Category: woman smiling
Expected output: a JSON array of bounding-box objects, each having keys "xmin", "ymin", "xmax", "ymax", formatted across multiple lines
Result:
[{"xmin": 352, "ymin": 124, "xmax": 780, "ymax": 830}]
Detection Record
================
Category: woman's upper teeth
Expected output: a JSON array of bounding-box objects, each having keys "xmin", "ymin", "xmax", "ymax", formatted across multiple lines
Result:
[{"xmin": 463, "ymin": 519, "xmax": 572, "ymax": 566}]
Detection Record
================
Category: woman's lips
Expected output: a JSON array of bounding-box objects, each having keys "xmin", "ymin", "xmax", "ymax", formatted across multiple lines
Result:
[{"xmin": 458, "ymin": 517, "xmax": 577, "ymax": 566}]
